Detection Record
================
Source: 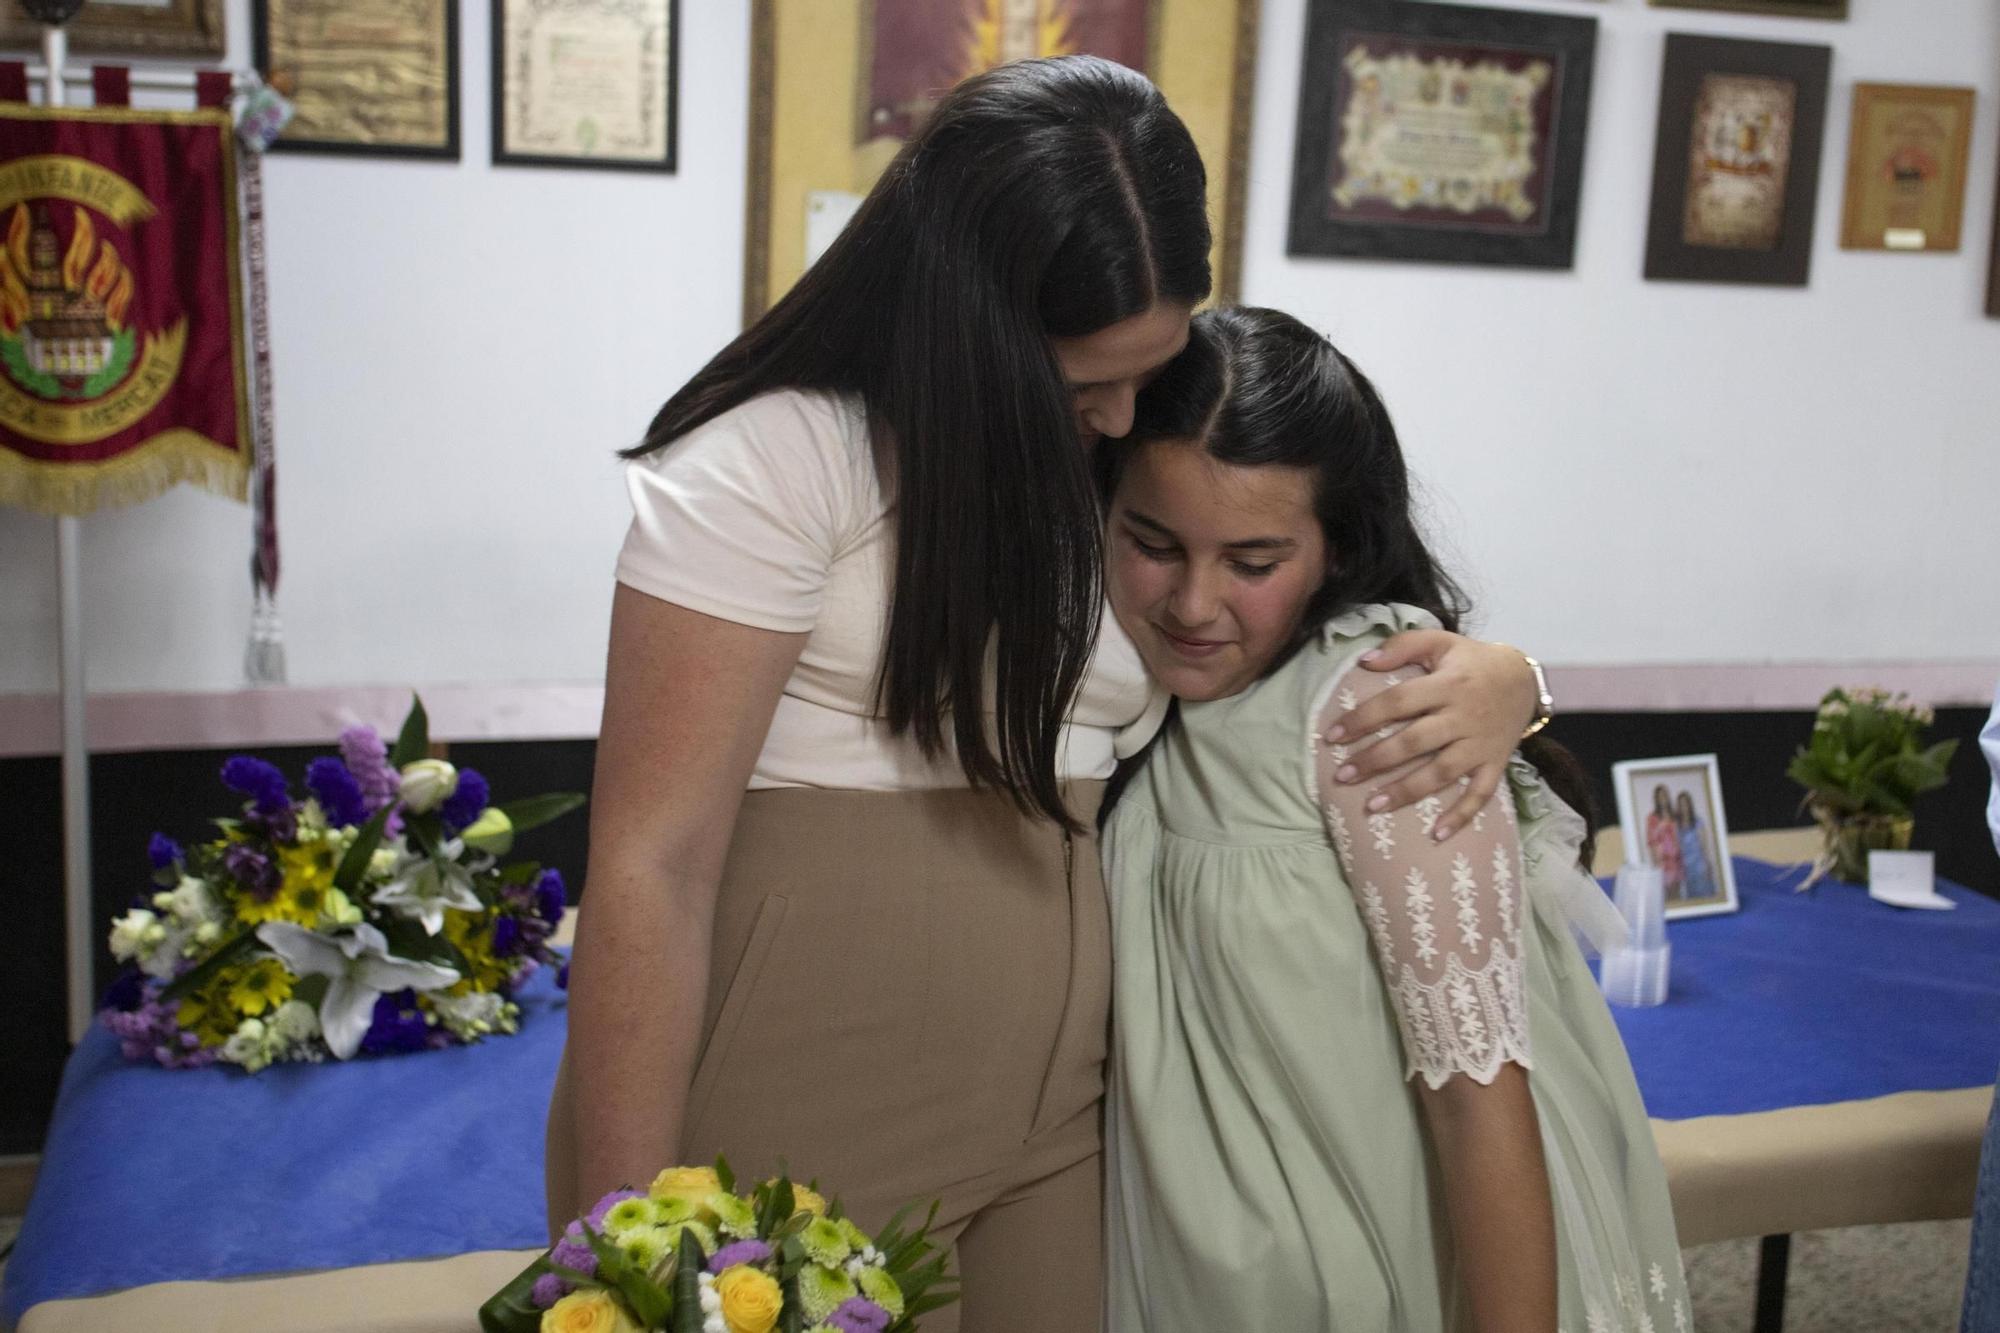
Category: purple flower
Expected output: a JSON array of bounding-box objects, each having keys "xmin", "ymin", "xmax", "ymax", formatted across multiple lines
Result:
[
  {"xmin": 585, "ymin": 1189, "xmax": 642, "ymax": 1230},
  {"xmin": 440, "ymin": 768, "xmax": 489, "ymax": 833},
  {"xmin": 305, "ymin": 756, "xmax": 369, "ymax": 829},
  {"xmin": 359, "ymin": 989, "xmax": 433, "ymax": 1055},
  {"xmin": 707, "ymin": 1239, "xmax": 773, "ymax": 1273},
  {"xmin": 339, "ymin": 725, "xmax": 401, "ymax": 813},
  {"xmin": 102, "ymin": 970, "xmax": 144, "ymax": 1012},
  {"xmin": 535, "ymin": 870, "xmax": 567, "ymax": 925},
  {"xmin": 220, "ymin": 755, "xmax": 291, "ymax": 815},
  {"xmin": 529, "ymin": 1272, "xmax": 568, "ymax": 1309},
  {"xmin": 828, "ymin": 1298, "xmax": 893, "ymax": 1333},
  {"xmin": 550, "ymin": 1233, "xmax": 597, "ymax": 1276},
  {"xmin": 555, "ymin": 961, "xmax": 570, "ymax": 991},
  {"xmin": 223, "ymin": 842, "xmax": 281, "ymax": 899},
  {"xmin": 147, "ymin": 833, "xmax": 182, "ymax": 871},
  {"xmin": 491, "ymin": 915, "xmax": 521, "ymax": 957},
  {"xmin": 103, "ymin": 994, "xmax": 218, "ymax": 1068}
]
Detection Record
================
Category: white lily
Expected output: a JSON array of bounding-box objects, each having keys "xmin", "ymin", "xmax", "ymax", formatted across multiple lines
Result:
[
  {"xmin": 254, "ymin": 921, "xmax": 459, "ymax": 1059},
  {"xmin": 373, "ymin": 840, "xmax": 481, "ymax": 935}
]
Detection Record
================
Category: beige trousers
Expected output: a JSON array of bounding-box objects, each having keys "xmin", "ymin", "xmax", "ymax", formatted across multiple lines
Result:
[{"xmin": 551, "ymin": 784, "xmax": 1111, "ymax": 1333}]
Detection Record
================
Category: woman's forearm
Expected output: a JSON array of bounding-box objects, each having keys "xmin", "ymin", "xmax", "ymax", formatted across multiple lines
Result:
[
  {"xmin": 559, "ymin": 865, "xmax": 715, "ymax": 1222},
  {"xmin": 1418, "ymin": 1064, "xmax": 1559, "ymax": 1333}
]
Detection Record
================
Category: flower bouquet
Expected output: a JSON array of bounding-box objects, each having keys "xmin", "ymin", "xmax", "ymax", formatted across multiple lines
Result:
[
  {"xmin": 100, "ymin": 696, "xmax": 585, "ymax": 1070},
  {"xmin": 1788, "ymin": 685, "xmax": 1957, "ymax": 884},
  {"xmin": 480, "ymin": 1162, "xmax": 956, "ymax": 1333}
]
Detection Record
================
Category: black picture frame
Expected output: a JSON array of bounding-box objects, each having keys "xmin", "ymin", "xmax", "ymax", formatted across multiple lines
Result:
[
  {"xmin": 1286, "ymin": 0, "xmax": 1598, "ymax": 270},
  {"xmin": 491, "ymin": 0, "xmax": 678, "ymax": 173},
  {"xmin": 252, "ymin": 0, "xmax": 462, "ymax": 162},
  {"xmin": 1642, "ymin": 33, "xmax": 1830, "ymax": 286},
  {"xmin": 1987, "ymin": 143, "xmax": 2000, "ymax": 318},
  {"xmin": 1647, "ymin": 0, "xmax": 1847, "ymax": 18}
]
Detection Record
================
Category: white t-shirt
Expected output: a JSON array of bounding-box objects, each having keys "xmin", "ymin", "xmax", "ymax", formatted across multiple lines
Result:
[{"xmin": 615, "ymin": 388, "xmax": 1168, "ymax": 790}]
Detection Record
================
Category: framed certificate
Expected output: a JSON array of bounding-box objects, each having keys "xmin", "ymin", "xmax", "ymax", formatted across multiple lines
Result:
[
  {"xmin": 1285, "ymin": 0, "xmax": 1598, "ymax": 270},
  {"xmin": 744, "ymin": 0, "xmax": 1259, "ymax": 323},
  {"xmin": 0, "ymin": 0, "xmax": 225, "ymax": 56},
  {"xmin": 1838, "ymin": 83, "xmax": 1976, "ymax": 254},
  {"xmin": 1642, "ymin": 33, "xmax": 1830, "ymax": 286},
  {"xmin": 492, "ymin": 0, "xmax": 677, "ymax": 172},
  {"xmin": 253, "ymin": 0, "xmax": 461, "ymax": 160}
]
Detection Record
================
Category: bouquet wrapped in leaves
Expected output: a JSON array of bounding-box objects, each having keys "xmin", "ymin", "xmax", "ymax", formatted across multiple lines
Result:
[
  {"xmin": 482, "ymin": 1161, "xmax": 956, "ymax": 1333},
  {"xmin": 99, "ymin": 696, "xmax": 584, "ymax": 1069},
  {"xmin": 1788, "ymin": 685, "xmax": 1957, "ymax": 884}
]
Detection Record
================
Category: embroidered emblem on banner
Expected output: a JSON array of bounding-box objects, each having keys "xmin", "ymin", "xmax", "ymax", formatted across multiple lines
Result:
[{"xmin": 0, "ymin": 107, "xmax": 250, "ymax": 516}]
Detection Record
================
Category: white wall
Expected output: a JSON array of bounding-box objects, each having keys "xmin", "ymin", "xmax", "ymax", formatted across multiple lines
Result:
[
  {"xmin": 1, "ymin": 0, "xmax": 1995, "ymax": 706},
  {"xmin": 1240, "ymin": 0, "xmax": 2000, "ymax": 664}
]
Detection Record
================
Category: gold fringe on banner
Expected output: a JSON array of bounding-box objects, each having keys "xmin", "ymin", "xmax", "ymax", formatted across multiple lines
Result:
[{"xmin": 0, "ymin": 428, "xmax": 248, "ymax": 515}]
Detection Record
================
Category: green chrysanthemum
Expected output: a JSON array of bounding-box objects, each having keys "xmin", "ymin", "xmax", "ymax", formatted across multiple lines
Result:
[
  {"xmin": 603, "ymin": 1198, "xmax": 656, "ymax": 1239},
  {"xmin": 797, "ymin": 1264, "xmax": 858, "ymax": 1323},
  {"xmin": 857, "ymin": 1264, "xmax": 905, "ymax": 1317},
  {"xmin": 800, "ymin": 1216, "xmax": 851, "ymax": 1267},
  {"xmin": 620, "ymin": 1226, "xmax": 672, "ymax": 1272},
  {"xmin": 710, "ymin": 1191, "xmax": 758, "ymax": 1239},
  {"xmin": 661, "ymin": 1219, "xmax": 717, "ymax": 1257},
  {"xmin": 652, "ymin": 1196, "xmax": 697, "ymax": 1227},
  {"xmin": 835, "ymin": 1217, "xmax": 872, "ymax": 1253}
]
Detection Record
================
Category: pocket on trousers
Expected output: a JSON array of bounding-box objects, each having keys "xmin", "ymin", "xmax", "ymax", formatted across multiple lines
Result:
[{"xmin": 684, "ymin": 893, "xmax": 790, "ymax": 1136}]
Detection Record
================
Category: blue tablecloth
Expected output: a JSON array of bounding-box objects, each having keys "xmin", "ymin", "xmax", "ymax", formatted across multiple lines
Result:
[
  {"xmin": 9, "ymin": 858, "xmax": 2000, "ymax": 1319},
  {"xmin": 1, "ymin": 965, "xmax": 566, "ymax": 1323},
  {"xmin": 1609, "ymin": 857, "xmax": 2000, "ymax": 1121}
]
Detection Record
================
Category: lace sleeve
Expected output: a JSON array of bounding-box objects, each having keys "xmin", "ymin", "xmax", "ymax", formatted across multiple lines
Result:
[{"xmin": 1311, "ymin": 662, "xmax": 1531, "ymax": 1089}]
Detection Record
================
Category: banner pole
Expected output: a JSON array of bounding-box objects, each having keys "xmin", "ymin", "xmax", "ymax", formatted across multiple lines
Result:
[{"xmin": 43, "ymin": 19, "xmax": 94, "ymax": 1046}]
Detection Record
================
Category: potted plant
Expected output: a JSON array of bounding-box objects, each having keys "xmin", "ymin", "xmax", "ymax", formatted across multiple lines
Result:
[{"xmin": 1787, "ymin": 686, "xmax": 1956, "ymax": 884}]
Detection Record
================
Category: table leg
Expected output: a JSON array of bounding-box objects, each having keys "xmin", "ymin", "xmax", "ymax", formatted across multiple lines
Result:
[{"xmin": 1753, "ymin": 1233, "xmax": 1792, "ymax": 1333}]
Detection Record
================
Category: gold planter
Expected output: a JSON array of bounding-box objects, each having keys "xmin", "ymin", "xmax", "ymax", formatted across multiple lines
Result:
[{"xmin": 1811, "ymin": 803, "xmax": 1914, "ymax": 884}]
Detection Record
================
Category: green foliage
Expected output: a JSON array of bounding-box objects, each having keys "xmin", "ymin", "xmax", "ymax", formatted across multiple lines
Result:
[{"xmin": 1787, "ymin": 686, "xmax": 1957, "ymax": 819}]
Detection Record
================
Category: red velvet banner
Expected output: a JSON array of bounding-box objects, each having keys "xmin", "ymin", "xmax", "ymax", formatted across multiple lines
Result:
[{"xmin": 0, "ymin": 104, "xmax": 248, "ymax": 515}]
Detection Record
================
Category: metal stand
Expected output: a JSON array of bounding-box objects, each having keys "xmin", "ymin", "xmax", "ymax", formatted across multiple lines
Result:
[{"xmin": 1753, "ymin": 1232, "xmax": 1792, "ymax": 1333}]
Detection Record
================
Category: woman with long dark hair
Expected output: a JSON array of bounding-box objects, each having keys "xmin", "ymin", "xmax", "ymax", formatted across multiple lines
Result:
[
  {"xmin": 550, "ymin": 60, "xmax": 1545, "ymax": 1331},
  {"xmin": 1098, "ymin": 307, "xmax": 1683, "ymax": 1331}
]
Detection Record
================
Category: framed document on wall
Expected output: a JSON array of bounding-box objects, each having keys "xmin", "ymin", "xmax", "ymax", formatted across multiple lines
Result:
[
  {"xmin": 0, "ymin": 0, "xmax": 225, "ymax": 54},
  {"xmin": 1647, "ymin": 0, "xmax": 1845, "ymax": 16},
  {"xmin": 493, "ymin": 0, "xmax": 677, "ymax": 171},
  {"xmin": 743, "ymin": 0, "xmax": 1260, "ymax": 323},
  {"xmin": 1642, "ymin": 32, "xmax": 1830, "ymax": 285},
  {"xmin": 1838, "ymin": 83, "xmax": 1975, "ymax": 253},
  {"xmin": 1285, "ymin": 0, "xmax": 1598, "ymax": 270},
  {"xmin": 253, "ymin": 0, "xmax": 461, "ymax": 160}
]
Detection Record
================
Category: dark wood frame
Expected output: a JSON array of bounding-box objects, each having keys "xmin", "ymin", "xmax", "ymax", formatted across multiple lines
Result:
[
  {"xmin": 1643, "ymin": 32, "xmax": 1831, "ymax": 286},
  {"xmin": 1647, "ymin": 0, "xmax": 1846, "ymax": 17},
  {"xmin": 1285, "ymin": 0, "xmax": 1598, "ymax": 271},
  {"xmin": 1988, "ymin": 148, "xmax": 2000, "ymax": 317},
  {"xmin": 252, "ymin": 0, "xmax": 461, "ymax": 161},
  {"xmin": 0, "ymin": 0, "xmax": 225, "ymax": 56},
  {"xmin": 491, "ymin": 0, "xmax": 678, "ymax": 173}
]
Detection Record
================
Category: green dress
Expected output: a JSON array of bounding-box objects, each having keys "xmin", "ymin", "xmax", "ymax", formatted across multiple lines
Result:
[{"xmin": 1103, "ymin": 604, "xmax": 1690, "ymax": 1333}]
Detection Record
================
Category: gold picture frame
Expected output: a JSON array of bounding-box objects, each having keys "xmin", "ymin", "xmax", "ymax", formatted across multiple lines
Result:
[
  {"xmin": 0, "ymin": 0, "xmax": 225, "ymax": 56},
  {"xmin": 743, "ymin": 0, "xmax": 1259, "ymax": 325},
  {"xmin": 1838, "ymin": 82, "xmax": 1976, "ymax": 253}
]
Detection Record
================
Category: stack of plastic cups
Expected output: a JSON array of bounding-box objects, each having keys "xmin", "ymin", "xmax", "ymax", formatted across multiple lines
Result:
[{"xmin": 1598, "ymin": 863, "xmax": 1670, "ymax": 1007}]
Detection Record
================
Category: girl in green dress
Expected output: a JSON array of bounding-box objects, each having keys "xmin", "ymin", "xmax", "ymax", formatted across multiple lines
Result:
[{"xmin": 1099, "ymin": 307, "xmax": 1689, "ymax": 1332}]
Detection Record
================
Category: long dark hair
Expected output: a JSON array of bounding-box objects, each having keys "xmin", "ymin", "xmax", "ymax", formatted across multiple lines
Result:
[
  {"xmin": 630, "ymin": 56, "xmax": 1210, "ymax": 828},
  {"xmin": 1100, "ymin": 307, "xmax": 1597, "ymax": 860}
]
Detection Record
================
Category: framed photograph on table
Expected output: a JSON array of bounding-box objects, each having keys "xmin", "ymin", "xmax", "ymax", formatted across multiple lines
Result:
[
  {"xmin": 1646, "ymin": 0, "xmax": 1845, "ymax": 16},
  {"xmin": 1286, "ymin": 0, "xmax": 1597, "ymax": 270},
  {"xmin": 0, "ymin": 0, "xmax": 225, "ymax": 56},
  {"xmin": 1643, "ymin": 32, "xmax": 1830, "ymax": 286},
  {"xmin": 492, "ymin": 0, "xmax": 676, "ymax": 172},
  {"xmin": 1838, "ymin": 83, "xmax": 1976, "ymax": 253},
  {"xmin": 743, "ymin": 0, "xmax": 1260, "ymax": 323},
  {"xmin": 1613, "ymin": 754, "xmax": 1740, "ymax": 920},
  {"xmin": 253, "ymin": 0, "xmax": 461, "ymax": 160}
]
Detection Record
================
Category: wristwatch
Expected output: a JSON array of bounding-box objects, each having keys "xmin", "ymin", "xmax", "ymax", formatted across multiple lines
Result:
[{"xmin": 1510, "ymin": 648, "xmax": 1554, "ymax": 740}]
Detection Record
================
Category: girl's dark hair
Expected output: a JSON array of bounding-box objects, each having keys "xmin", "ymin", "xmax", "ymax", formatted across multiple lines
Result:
[
  {"xmin": 1100, "ymin": 307, "xmax": 1597, "ymax": 862},
  {"xmin": 629, "ymin": 56, "xmax": 1209, "ymax": 829}
]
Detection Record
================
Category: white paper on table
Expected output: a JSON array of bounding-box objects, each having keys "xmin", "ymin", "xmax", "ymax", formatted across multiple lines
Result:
[{"xmin": 1868, "ymin": 850, "xmax": 1955, "ymax": 911}]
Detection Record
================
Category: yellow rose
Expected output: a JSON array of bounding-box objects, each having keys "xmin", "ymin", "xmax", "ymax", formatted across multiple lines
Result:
[
  {"xmin": 789, "ymin": 1184, "xmax": 828, "ymax": 1218},
  {"xmin": 650, "ymin": 1164, "xmax": 723, "ymax": 1206},
  {"xmin": 540, "ymin": 1289, "xmax": 641, "ymax": 1333},
  {"xmin": 715, "ymin": 1264, "xmax": 785, "ymax": 1333}
]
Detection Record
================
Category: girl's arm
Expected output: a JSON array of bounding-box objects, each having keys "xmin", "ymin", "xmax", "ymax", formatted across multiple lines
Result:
[
  {"xmin": 1326, "ymin": 632, "xmax": 1541, "ymax": 836},
  {"xmin": 1314, "ymin": 657, "xmax": 1558, "ymax": 1332},
  {"xmin": 550, "ymin": 584, "xmax": 806, "ymax": 1231}
]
